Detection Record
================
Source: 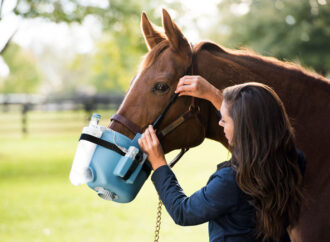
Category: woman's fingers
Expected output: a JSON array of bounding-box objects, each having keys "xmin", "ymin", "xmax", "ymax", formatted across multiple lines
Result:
[
  {"xmin": 144, "ymin": 128, "xmax": 153, "ymax": 149},
  {"xmin": 175, "ymin": 85, "xmax": 194, "ymax": 95},
  {"xmin": 149, "ymin": 125, "xmax": 159, "ymax": 145},
  {"xmin": 177, "ymin": 76, "xmax": 195, "ymax": 87},
  {"xmin": 176, "ymin": 84, "xmax": 198, "ymax": 97},
  {"xmin": 138, "ymin": 125, "xmax": 167, "ymax": 170},
  {"xmin": 139, "ymin": 125, "xmax": 159, "ymax": 151},
  {"xmin": 176, "ymin": 75, "xmax": 212, "ymax": 100},
  {"xmin": 176, "ymin": 78, "xmax": 196, "ymax": 93},
  {"xmin": 138, "ymin": 134, "xmax": 147, "ymax": 151},
  {"xmin": 176, "ymin": 75, "xmax": 200, "ymax": 89},
  {"xmin": 176, "ymin": 76, "xmax": 203, "ymax": 93}
]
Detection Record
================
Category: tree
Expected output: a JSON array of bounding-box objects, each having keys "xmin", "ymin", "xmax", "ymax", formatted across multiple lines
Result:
[
  {"xmin": 0, "ymin": 43, "xmax": 42, "ymax": 93},
  {"xmin": 0, "ymin": 0, "xmax": 159, "ymax": 53},
  {"xmin": 205, "ymin": 0, "xmax": 330, "ymax": 76},
  {"xmin": 0, "ymin": 0, "xmax": 162, "ymax": 94}
]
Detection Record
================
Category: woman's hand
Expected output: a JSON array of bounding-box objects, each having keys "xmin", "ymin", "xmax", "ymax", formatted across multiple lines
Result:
[
  {"xmin": 175, "ymin": 75, "xmax": 222, "ymax": 110},
  {"xmin": 138, "ymin": 125, "xmax": 167, "ymax": 170}
]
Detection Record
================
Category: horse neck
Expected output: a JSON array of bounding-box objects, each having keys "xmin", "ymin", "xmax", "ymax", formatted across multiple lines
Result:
[
  {"xmin": 195, "ymin": 46, "xmax": 330, "ymax": 162},
  {"xmin": 195, "ymin": 48, "xmax": 269, "ymax": 144}
]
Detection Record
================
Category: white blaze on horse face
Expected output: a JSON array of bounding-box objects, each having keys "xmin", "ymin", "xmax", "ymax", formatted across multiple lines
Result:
[
  {"xmin": 130, "ymin": 72, "xmax": 141, "ymax": 90},
  {"xmin": 116, "ymin": 71, "xmax": 142, "ymax": 114}
]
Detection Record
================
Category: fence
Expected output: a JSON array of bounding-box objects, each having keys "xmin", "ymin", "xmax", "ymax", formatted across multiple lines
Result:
[{"xmin": 0, "ymin": 93, "xmax": 124, "ymax": 137}]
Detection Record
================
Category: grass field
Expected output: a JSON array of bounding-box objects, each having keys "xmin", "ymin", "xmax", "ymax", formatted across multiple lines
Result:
[{"xmin": 0, "ymin": 110, "xmax": 230, "ymax": 242}]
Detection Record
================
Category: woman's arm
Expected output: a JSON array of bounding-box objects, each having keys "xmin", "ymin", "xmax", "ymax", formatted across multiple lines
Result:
[
  {"xmin": 175, "ymin": 75, "xmax": 223, "ymax": 110},
  {"xmin": 138, "ymin": 126, "xmax": 239, "ymax": 226},
  {"xmin": 151, "ymin": 165, "xmax": 240, "ymax": 226}
]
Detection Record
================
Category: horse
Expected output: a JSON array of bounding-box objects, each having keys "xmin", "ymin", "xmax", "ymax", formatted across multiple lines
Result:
[{"xmin": 109, "ymin": 9, "xmax": 330, "ymax": 242}]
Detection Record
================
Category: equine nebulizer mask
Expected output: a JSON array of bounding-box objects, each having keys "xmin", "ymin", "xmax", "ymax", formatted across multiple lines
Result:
[{"xmin": 69, "ymin": 113, "xmax": 151, "ymax": 203}]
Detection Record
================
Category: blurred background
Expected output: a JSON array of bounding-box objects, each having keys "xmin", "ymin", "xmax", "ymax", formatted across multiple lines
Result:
[{"xmin": 0, "ymin": 0, "xmax": 329, "ymax": 241}]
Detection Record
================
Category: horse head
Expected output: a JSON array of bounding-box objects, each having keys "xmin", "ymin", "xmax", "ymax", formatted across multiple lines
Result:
[{"xmin": 109, "ymin": 9, "xmax": 211, "ymax": 153}]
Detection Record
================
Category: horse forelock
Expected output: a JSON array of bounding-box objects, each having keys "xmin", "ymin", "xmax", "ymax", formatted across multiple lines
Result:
[{"xmin": 139, "ymin": 40, "xmax": 170, "ymax": 72}]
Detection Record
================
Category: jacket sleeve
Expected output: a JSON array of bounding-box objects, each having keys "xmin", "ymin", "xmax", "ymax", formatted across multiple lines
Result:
[{"xmin": 151, "ymin": 165, "xmax": 240, "ymax": 226}]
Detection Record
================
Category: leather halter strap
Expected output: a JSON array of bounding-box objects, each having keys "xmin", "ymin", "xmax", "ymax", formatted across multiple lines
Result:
[
  {"xmin": 110, "ymin": 44, "xmax": 201, "ymax": 168},
  {"xmin": 157, "ymin": 102, "xmax": 200, "ymax": 140},
  {"xmin": 111, "ymin": 113, "xmax": 142, "ymax": 135},
  {"xmin": 111, "ymin": 44, "xmax": 200, "ymax": 140},
  {"xmin": 153, "ymin": 92, "xmax": 179, "ymax": 130},
  {"xmin": 154, "ymin": 46, "xmax": 202, "ymax": 140}
]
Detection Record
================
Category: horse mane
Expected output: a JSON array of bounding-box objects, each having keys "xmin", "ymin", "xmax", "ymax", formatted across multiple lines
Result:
[
  {"xmin": 138, "ymin": 39, "xmax": 329, "ymax": 88},
  {"xmin": 194, "ymin": 41, "xmax": 329, "ymax": 84},
  {"xmin": 139, "ymin": 40, "xmax": 170, "ymax": 71}
]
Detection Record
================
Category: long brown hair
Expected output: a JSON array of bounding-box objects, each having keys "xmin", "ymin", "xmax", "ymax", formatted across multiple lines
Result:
[{"xmin": 222, "ymin": 82, "xmax": 304, "ymax": 242}]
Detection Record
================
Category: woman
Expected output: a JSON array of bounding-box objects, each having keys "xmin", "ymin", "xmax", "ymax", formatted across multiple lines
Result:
[{"xmin": 138, "ymin": 76, "xmax": 305, "ymax": 242}]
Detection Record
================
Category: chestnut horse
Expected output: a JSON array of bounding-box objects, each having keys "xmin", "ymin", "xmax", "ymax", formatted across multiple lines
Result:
[{"xmin": 109, "ymin": 9, "xmax": 330, "ymax": 242}]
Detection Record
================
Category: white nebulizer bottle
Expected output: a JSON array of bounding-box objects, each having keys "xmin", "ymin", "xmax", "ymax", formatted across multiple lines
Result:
[{"xmin": 69, "ymin": 113, "xmax": 103, "ymax": 186}]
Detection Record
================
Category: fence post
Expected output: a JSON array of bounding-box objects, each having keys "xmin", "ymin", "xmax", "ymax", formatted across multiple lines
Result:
[
  {"xmin": 22, "ymin": 104, "xmax": 29, "ymax": 136},
  {"xmin": 83, "ymin": 98, "xmax": 95, "ymax": 121}
]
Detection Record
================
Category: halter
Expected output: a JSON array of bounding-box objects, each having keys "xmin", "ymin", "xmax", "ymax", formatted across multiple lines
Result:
[{"xmin": 111, "ymin": 45, "xmax": 202, "ymax": 167}]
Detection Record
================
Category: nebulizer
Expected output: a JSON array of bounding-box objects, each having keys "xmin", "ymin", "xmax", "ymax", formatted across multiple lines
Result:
[{"xmin": 69, "ymin": 113, "xmax": 151, "ymax": 203}]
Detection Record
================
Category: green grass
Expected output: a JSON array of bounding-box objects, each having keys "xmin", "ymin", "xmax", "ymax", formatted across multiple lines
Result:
[{"xmin": 0, "ymin": 111, "xmax": 230, "ymax": 242}]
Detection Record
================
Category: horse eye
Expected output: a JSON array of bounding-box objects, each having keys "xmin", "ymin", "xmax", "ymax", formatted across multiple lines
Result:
[{"xmin": 152, "ymin": 82, "xmax": 169, "ymax": 94}]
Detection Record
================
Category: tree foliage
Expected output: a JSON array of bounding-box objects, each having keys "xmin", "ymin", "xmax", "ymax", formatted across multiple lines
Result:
[
  {"xmin": 1, "ymin": 0, "xmax": 161, "ymax": 93},
  {"xmin": 9, "ymin": 0, "xmax": 157, "ymax": 34},
  {"xmin": 90, "ymin": 30, "xmax": 145, "ymax": 93},
  {"xmin": 210, "ymin": 0, "xmax": 330, "ymax": 75},
  {"xmin": 0, "ymin": 43, "xmax": 42, "ymax": 93},
  {"xmin": 4, "ymin": 0, "xmax": 327, "ymax": 95}
]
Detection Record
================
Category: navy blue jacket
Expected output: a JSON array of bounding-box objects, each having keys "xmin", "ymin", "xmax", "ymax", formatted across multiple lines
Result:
[{"xmin": 151, "ymin": 152, "xmax": 306, "ymax": 242}]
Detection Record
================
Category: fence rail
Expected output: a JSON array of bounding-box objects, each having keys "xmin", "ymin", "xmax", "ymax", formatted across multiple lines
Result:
[{"xmin": 0, "ymin": 93, "xmax": 124, "ymax": 137}]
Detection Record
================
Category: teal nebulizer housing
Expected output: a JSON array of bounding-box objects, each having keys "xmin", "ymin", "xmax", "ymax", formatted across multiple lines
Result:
[
  {"xmin": 70, "ymin": 113, "xmax": 151, "ymax": 203},
  {"xmin": 87, "ymin": 130, "xmax": 151, "ymax": 203}
]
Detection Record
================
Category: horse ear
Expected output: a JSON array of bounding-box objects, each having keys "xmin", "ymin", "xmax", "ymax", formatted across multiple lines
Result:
[
  {"xmin": 141, "ymin": 12, "xmax": 165, "ymax": 50},
  {"xmin": 162, "ymin": 9, "xmax": 190, "ymax": 54}
]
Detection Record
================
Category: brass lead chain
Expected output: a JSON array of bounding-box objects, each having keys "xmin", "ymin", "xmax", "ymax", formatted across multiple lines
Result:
[{"xmin": 153, "ymin": 198, "xmax": 163, "ymax": 242}]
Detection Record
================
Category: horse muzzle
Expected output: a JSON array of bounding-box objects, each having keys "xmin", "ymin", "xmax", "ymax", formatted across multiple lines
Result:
[{"xmin": 70, "ymin": 114, "xmax": 151, "ymax": 203}]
